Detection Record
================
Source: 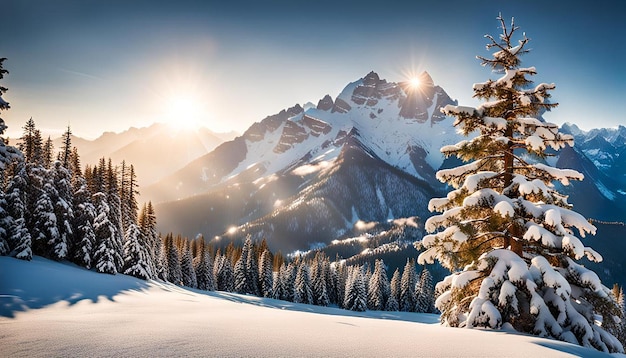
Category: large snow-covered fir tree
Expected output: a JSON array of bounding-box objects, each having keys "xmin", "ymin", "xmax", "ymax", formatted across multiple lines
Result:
[{"xmin": 417, "ymin": 15, "xmax": 622, "ymax": 353}]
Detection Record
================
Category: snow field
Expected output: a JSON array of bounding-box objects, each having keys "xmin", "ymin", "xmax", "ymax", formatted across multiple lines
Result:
[{"xmin": 1, "ymin": 256, "xmax": 618, "ymax": 357}]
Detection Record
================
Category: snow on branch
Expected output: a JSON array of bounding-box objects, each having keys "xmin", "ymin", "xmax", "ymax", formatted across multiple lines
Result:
[
  {"xmin": 509, "ymin": 174, "xmax": 551, "ymax": 197},
  {"xmin": 495, "ymin": 67, "xmax": 536, "ymax": 88},
  {"xmin": 532, "ymin": 163, "xmax": 583, "ymax": 185},
  {"xmin": 462, "ymin": 171, "xmax": 498, "ymax": 192},
  {"xmin": 441, "ymin": 104, "xmax": 482, "ymax": 117},
  {"xmin": 524, "ymin": 223, "xmax": 561, "ymax": 248},
  {"xmin": 436, "ymin": 160, "xmax": 484, "ymax": 187},
  {"xmin": 424, "ymin": 207, "xmax": 463, "ymax": 232},
  {"xmin": 483, "ymin": 117, "xmax": 507, "ymax": 131},
  {"xmin": 477, "ymin": 99, "xmax": 506, "ymax": 111}
]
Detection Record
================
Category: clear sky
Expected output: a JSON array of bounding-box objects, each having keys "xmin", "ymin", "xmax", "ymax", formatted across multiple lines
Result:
[{"xmin": 1, "ymin": 0, "xmax": 624, "ymax": 139}]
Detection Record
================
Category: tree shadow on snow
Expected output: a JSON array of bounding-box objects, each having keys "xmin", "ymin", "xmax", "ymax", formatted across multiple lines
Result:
[
  {"xmin": 203, "ymin": 290, "xmax": 440, "ymax": 325},
  {"xmin": 0, "ymin": 256, "xmax": 150, "ymax": 318},
  {"xmin": 532, "ymin": 341, "xmax": 614, "ymax": 358}
]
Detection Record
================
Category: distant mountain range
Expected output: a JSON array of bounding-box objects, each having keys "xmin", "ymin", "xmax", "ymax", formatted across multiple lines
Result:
[
  {"xmin": 73, "ymin": 71, "xmax": 625, "ymax": 286},
  {"xmin": 53, "ymin": 123, "xmax": 237, "ymax": 187}
]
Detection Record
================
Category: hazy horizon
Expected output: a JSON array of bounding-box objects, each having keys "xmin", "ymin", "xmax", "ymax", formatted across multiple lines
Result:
[{"xmin": 2, "ymin": 0, "xmax": 623, "ymax": 139}]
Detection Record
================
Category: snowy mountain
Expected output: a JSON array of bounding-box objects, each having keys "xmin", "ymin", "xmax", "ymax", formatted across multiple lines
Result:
[
  {"xmin": 563, "ymin": 123, "xmax": 626, "ymax": 204},
  {"xmin": 149, "ymin": 71, "xmax": 460, "ymax": 251},
  {"xmin": 147, "ymin": 72, "xmax": 626, "ymax": 287},
  {"xmin": 53, "ymin": 123, "xmax": 237, "ymax": 187}
]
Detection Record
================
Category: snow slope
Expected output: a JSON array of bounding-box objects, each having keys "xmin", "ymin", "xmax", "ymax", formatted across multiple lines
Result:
[{"xmin": 0, "ymin": 256, "xmax": 618, "ymax": 357}]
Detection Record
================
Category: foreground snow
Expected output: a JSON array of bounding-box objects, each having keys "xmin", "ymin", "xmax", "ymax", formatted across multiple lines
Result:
[{"xmin": 0, "ymin": 256, "xmax": 618, "ymax": 357}]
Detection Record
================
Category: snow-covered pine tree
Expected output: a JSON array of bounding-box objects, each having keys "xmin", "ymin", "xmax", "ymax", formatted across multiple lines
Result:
[
  {"xmin": 0, "ymin": 59, "xmax": 22, "ymax": 191},
  {"xmin": 51, "ymin": 161, "xmax": 74, "ymax": 258},
  {"xmin": 18, "ymin": 118, "xmax": 43, "ymax": 166},
  {"xmin": 390, "ymin": 268, "xmax": 401, "ymax": 305},
  {"xmin": 311, "ymin": 253, "xmax": 329, "ymax": 306},
  {"xmin": 283, "ymin": 262, "xmax": 297, "ymax": 302},
  {"xmin": 92, "ymin": 192, "xmax": 118, "ymax": 274},
  {"xmin": 193, "ymin": 236, "xmax": 215, "ymax": 291},
  {"xmin": 71, "ymin": 174, "xmax": 96, "ymax": 269},
  {"xmin": 119, "ymin": 162, "xmax": 139, "ymax": 233},
  {"xmin": 617, "ymin": 286, "xmax": 626, "ymax": 347},
  {"xmin": 122, "ymin": 222, "xmax": 153, "ymax": 280},
  {"xmin": 399, "ymin": 260, "xmax": 417, "ymax": 312},
  {"xmin": 118, "ymin": 161, "xmax": 128, "ymax": 229},
  {"xmin": 234, "ymin": 246, "xmax": 250, "ymax": 294},
  {"xmin": 41, "ymin": 136, "xmax": 53, "ymax": 170},
  {"xmin": 30, "ymin": 167, "xmax": 64, "ymax": 260},
  {"xmin": 214, "ymin": 253, "xmax": 234, "ymax": 292},
  {"xmin": 335, "ymin": 261, "xmax": 348, "ymax": 309},
  {"xmin": 0, "ymin": 58, "xmax": 14, "ymax": 255},
  {"xmin": 272, "ymin": 262, "xmax": 286, "ymax": 300},
  {"xmin": 4, "ymin": 159, "xmax": 32, "ymax": 260},
  {"xmin": 385, "ymin": 292, "xmax": 399, "ymax": 312},
  {"xmin": 417, "ymin": 15, "xmax": 623, "ymax": 353},
  {"xmin": 416, "ymin": 268, "xmax": 436, "ymax": 313},
  {"xmin": 324, "ymin": 257, "xmax": 338, "ymax": 305},
  {"xmin": 180, "ymin": 237, "xmax": 197, "ymax": 288},
  {"xmin": 0, "ymin": 58, "xmax": 18, "ymax": 178},
  {"xmin": 105, "ymin": 159, "xmax": 123, "ymax": 271},
  {"xmin": 344, "ymin": 265, "xmax": 367, "ymax": 312},
  {"xmin": 161, "ymin": 233, "xmax": 182, "ymax": 285},
  {"xmin": 245, "ymin": 237, "xmax": 260, "ymax": 296},
  {"xmin": 234, "ymin": 236, "xmax": 260, "ymax": 295},
  {"xmin": 58, "ymin": 126, "xmax": 72, "ymax": 169},
  {"xmin": 294, "ymin": 261, "xmax": 313, "ymax": 305},
  {"xmin": 0, "ymin": 189, "xmax": 10, "ymax": 256},
  {"xmin": 367, "ymin": 259, "xmax": 390, "ymax": 311},
  {"xmin": 139, "ymin": 201, "xmax": 161, "ymax": 278},
  {"xmin": 259, "ymin": 249, "xmax": 274, "ymax": 298}
]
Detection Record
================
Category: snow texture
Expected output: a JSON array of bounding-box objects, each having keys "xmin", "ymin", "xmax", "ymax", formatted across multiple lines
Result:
[{"xmin": 0, "ymin": 256, "xmax": 616, "ymax": 358}]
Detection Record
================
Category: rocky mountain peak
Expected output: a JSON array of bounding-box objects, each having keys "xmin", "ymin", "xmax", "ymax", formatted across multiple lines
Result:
[{"xmin": 317, "ymin": 94, "xmax": 334, "ymax": 111}]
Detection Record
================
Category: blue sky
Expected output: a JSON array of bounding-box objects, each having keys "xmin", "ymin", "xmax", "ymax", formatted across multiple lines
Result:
[{"xmin": 1, "ymin": 0, "xmax": 623, "ymax": 139}]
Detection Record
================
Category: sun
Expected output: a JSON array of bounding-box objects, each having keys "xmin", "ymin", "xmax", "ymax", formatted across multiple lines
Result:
[
  {"xmin": 409, "ymin": 77, "xmax": 421, "ymax": 89},
  {"xmin": 165, "ymin": 94, "xmax": 204, "ymax": 130}
]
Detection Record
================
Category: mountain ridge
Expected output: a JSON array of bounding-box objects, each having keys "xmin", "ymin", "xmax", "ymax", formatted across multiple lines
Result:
[{"xmin": 52, "ymin": 122, "xmax": 238, "ymax": 187}]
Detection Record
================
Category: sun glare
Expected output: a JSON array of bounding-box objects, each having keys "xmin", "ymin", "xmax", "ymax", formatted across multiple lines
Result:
[
  {"xmin": 409, "ymin": 77, "xmax": 421, "ymax": 89},
  {"xmin": 165, "ymin": 94, "xmax": 204, "ymax": 130}
]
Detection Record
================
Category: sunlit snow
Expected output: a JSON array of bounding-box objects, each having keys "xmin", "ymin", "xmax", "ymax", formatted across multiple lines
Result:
[{"xmin": 0, "ymin": 256, "xmax": 618, "ymax": 358}]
